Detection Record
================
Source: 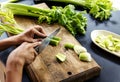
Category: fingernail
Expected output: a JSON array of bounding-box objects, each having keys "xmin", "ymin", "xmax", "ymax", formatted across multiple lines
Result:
[{"xmin": 39, "ymin": 42, "xmax": 41, "ymax": 44}]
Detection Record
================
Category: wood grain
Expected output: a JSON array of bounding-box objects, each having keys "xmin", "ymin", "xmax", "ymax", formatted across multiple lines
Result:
[{"xmin": 14, "ymin": 3, "xmax": 101, "ymax": 82}]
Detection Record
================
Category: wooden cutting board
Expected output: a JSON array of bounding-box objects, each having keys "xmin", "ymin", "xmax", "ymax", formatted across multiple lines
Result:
[{"xmin": 14, "ymin": 3, "xmax": 101, "ymax": 82}]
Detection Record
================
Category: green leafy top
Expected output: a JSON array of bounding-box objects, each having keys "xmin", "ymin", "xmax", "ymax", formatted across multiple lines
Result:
[
  {"xmin": 38, "ymin": 5, "xmax": 87, "ymax": 35},
  {"xmin": 86, "ymin": 0, "xmax": 112, "ymax": 20},
  {"xmin": 49, "ymin": 0, "xmax": 113, "ymax": 21}
]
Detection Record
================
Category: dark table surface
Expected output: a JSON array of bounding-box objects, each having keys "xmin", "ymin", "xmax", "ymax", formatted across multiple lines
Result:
[{"xmin": 0, "ymin": 0, "xmax": 120, "ymax": 82}]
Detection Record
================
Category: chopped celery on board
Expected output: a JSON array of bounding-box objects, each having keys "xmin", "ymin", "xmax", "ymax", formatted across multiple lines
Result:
[{"xmin": 64, "ymin": 42, "xmax": 92, "ymax": 62}]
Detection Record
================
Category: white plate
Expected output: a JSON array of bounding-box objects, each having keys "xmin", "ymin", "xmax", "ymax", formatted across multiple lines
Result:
[{"xmin": 91, "ymin": 30, "xmax": 120, "ymax": 57}]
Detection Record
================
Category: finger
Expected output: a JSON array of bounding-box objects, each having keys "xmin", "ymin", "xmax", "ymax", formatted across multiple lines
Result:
[
  {"xmin": 34, "ymin": 50, "xmax": 38, "ymax": 56},
  {"xmin": 35, "ymin": 26, "xmax": 47, "ymax": 36},
  {"xmin": 31, "ymin": 42, "xmax": 41, "ymax": 47},
  {"xmin": 34, "ymin": 25, "xmax": 45, "ymax": 33},
  {"xmin": 34, "ymin": 26, "xmax": 47, "ymax": 36},
  {"xmin": 32, "ymin": 38, "xmax": 43, "ymax": 42},
  {"xmin": 33, "ymin": 28, "xmax": 47, "ymax": 38},
  {"xmin": 32, "ymin": 43, "xmax": 39, "ymax": 56}
]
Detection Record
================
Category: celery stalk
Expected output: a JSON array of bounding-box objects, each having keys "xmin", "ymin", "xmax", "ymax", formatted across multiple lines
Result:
[
  {"xmin": 49, "ymin": 36, "xmax": 61, "ymax": 46},
  {"xmin": 52, "ymin": 36, "xmax": 61, "ymax": 41},
  {"xmin": 8, "ymin": 0, "xmax": 19, "ymax": 3},
  {"xmin": 0, "ymin": 29, "xmax": 5, "ymax": 36},
  {"xmin": 49, "ymin": 39, "xmax": 59, "ymax": 46},
  {"xmin": 1, "ymin": 3, "xmax": 50, "ymax": 17},
  {"xmin": 48, "ymin": 0, "xmax": 84, "ymax": 6},
  {"xmin": 0, "ymin": 23, "xmax": 23, "ymax": 35}
]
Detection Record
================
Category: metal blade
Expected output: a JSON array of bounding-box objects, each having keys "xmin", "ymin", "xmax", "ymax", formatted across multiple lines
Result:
[{"xmin": 35, "ymin": 27, "xmax": 61, "ymax": 54}]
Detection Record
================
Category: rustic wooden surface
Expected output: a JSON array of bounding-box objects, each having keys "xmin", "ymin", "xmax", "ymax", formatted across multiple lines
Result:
[{"xmin": 14, "ymin": 3, "xmax": 101, "ymax": 82}]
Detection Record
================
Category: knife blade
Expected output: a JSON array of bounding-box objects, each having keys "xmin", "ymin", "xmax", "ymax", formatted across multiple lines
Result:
[{"xmin": 35, "ymin": 27, "xmax": 61, "ymax": 54}]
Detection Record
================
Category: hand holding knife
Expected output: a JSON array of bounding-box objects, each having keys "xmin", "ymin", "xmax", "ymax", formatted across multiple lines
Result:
[{"xmin": 34, "ymin": 27, "xmax": 61, "ymax": 54}]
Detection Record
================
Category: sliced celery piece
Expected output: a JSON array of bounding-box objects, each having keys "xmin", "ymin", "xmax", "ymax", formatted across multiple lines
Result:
[
  {"xmin": 49, "ymin": 39, "xmax": 59, "ymax": 46},
  {"xmin": 74, "ymin": 45, "xmax": 87, "ymax": 55},
  {"xmin": 64, "ymin": 43, "xmax": 74, "ymax": 49},
  {"xmin": 49, "ymin": 36, "xmax": 61, "ymax": 46},
  {"xmin": 52, "ymin": 36, "xmax": 61, "ymax": 41},
  {"xmin": 79, "ymin": 52, "xmax": 92, "ymax": 62},
  {"xmin": 56, "ymin": 53, "xmax": 66, "ymax": 62}
]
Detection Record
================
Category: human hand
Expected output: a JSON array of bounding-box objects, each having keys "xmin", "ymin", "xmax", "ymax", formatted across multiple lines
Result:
[
  {"xmin": 6, "ymin": 42, "xmax": 40, "ymax": 82},
  {"xmin": 7, "ymin": 42, "xmax": 39, "ymax": 66},
  {"xmin": 14, "ymin": 25, "xmax": 47, "ymax": 45}
]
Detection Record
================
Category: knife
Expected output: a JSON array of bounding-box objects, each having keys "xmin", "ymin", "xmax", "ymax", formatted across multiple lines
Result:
[{"xmin": 35, "ymin": 27, "xmax": 61, "ymax": 54}]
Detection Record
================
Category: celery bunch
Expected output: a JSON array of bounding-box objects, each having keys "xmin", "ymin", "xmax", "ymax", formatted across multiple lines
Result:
[
  {"xmin": 1, "ymin": 3, "xmax": 87, "ymax": 36},
  {"xmin": 0, "ymin": 8, "xmax": 24, "ymax": 36},
  {"xmin": 47, "ymin": 0, "xmax": 112, "ymax": 21}
]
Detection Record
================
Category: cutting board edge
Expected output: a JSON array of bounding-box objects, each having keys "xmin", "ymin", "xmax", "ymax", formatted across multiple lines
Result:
[
  {"xmin": 60, "ymin": 66, "xmax": 101, "ymax": 82},
  {"xmin": 25, "ymin": 65, "xmax": 39, "ymax": 82}
]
